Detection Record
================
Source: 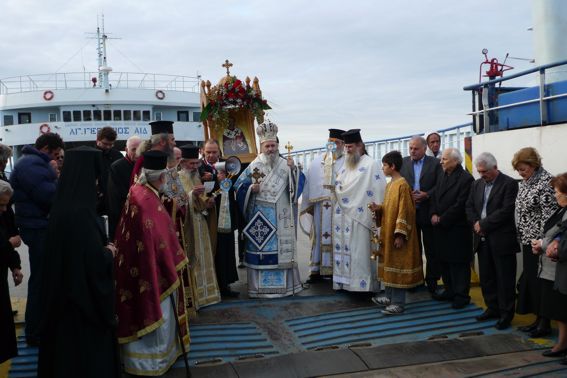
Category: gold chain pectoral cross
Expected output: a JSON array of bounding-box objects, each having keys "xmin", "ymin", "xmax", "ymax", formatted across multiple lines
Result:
[
  {"xmin": 251, "ymin": 167, "xmax": 266, "ymax": 184},
  {"xmin": 222, "ymin": 59, "xmax": 233, "ymax": 76}
]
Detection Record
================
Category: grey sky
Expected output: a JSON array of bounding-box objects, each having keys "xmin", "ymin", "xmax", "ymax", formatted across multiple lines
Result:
[{"xmin": 1, "ymin": 0, "xmax": 535, "ymax": 150}]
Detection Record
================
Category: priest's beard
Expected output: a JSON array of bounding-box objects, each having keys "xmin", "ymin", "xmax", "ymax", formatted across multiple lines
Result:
[
  {"xmin": 263, "ymin": 152, "xmax": 279, "ymax": 168},
  {"xmin": 346, "ymin": 150, "xmax": 361, "ymax": 170},
  {"xmin": 334, "ymin": 149, "xmax": 343, "ymax": 159},
  {"xmin": 188, "ymin": 169, "xmax": 199, "ymax": 182}
]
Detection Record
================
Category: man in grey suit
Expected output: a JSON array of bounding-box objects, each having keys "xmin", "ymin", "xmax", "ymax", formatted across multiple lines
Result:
[
  {"xmin": 400, "ymin": 136, "xmax": 443, "ymax": 294},
  {"xmin": 465, "ymin": 152, "xmax": 519, "ymax": 330}
]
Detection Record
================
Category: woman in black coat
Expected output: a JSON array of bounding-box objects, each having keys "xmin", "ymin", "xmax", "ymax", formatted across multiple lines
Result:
[
  {"xmin": 0, "ymin": 180, "xmax": 24, "ymax": 364},
  {"xmin": 430, "ymin": 148, "xmax": 474, "ymax": 309},
  {"xmin": 534, "ymin": 172, "xmax": 567, "ymax": 365}
]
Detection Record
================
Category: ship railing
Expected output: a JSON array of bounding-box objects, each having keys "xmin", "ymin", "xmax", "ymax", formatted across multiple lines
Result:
[
  {"xmin": 463, "ymin": 58, "xmax": 567, "ymax": 133},
  {"xmin": 0, "ymin": 72, "xmax": 201, "ymax": 95},
  {"xmin": 290, "ymin": 123, "xmax": 473, "ymax": 170}
]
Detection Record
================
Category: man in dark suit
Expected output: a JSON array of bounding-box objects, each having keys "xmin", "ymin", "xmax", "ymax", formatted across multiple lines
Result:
[
  {"xmin": 466, "ymin": 152, "xmax": 519, "ymax": 330},
  {"xmin": 200, "ymin": 139, "xmax": 239, "ymax": 297},
  {"xmin": 430, "ymin": 148, "xmax": 474, "ymax": 309},
  {"xmin": 400, "ymin": 136, "xmax": 443, "ymax": 294}
]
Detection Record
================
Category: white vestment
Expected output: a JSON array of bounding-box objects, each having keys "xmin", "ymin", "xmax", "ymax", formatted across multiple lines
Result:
[
  {"xmin": 332, "ymin": 154, "xmax": 386, "ymax": 292},
  {"xmin": 300, "ymin": 153, "xmax": 345, "ymax": 275}
]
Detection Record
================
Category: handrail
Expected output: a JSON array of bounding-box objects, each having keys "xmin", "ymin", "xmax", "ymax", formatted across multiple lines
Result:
[
  {"xmin": 290, "ymin": 123, "xmax": 472, "ymax": 156},
  {"xmin": 463, "ymin": 58, "xmax": 567, "ymax": 90}
]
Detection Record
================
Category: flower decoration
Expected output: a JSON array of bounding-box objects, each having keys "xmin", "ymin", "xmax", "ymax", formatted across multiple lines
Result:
[{"xmin": 200, "ymin": 75, "xmax": 271, "ymax": 130}]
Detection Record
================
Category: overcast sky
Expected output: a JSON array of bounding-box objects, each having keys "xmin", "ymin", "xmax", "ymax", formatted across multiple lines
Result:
[{"xmin": 0, "ymin": 0, "xmax": 536, "ymax": 150}]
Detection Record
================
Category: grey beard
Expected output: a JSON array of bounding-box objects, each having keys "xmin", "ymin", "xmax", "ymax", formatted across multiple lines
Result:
[
  {"xmin": 334, "ymin": 150, "xmax": 343, "ymax": 159},
  {"xmin": 346, "ymin": 151, "xmax": 361, "ymax": 170},
  {"xmin": 263, "ymin": 152, "xmax": 279, "ymax": 168},
  {"xmin": 188, "ymin": 170, "xmax": 199, "ymax": 179}
]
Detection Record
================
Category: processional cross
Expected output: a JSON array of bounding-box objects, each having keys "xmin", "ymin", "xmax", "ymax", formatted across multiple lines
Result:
[
  {"xmin": 251, "ymin": 167, "xmax": 266, "ymax": 184},
  {"xmin": 223, "ymin": 59, "xmax": 233, "ymax": 76},
  {"xmin": 284, "ymin": 141, "xmax": 294, "ymax": 156}
]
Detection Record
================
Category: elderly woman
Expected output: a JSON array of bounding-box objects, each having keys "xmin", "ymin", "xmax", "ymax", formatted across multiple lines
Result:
[
  {"xmin": 532, "ymin": 172, "xmax": 567, "ymax": 363},
  {"xmin": 430, "ymin": 148, "xmax": 474, "ymax": 309},
  {"xmin": 0, "ymin": 180, "xmax": 24, "ymax": 364},
  {"xmin": 513, "ymin": 147, "xmax": 558, "ymax": 337}
]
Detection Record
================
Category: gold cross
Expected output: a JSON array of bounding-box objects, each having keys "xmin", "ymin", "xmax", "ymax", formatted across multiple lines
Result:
[
  {"xmin": 222, "ymin": 59, "xmax": 233, "ymax": 76},
  {"xmin": 251, "ymin": 167, "xmax": 266, "ymax": 184},
  {"xmin": 284, "ymin": 141, "xmax": 294, "ymax": 156}
]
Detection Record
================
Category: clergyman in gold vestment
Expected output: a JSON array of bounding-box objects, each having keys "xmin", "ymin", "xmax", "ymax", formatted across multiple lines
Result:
[{"xmin": 178, "ymin": 145, "xmax": 221, "ymax": 308}]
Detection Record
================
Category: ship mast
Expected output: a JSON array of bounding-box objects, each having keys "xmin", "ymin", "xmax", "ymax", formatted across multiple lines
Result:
[{"xmin": 96, "ymin": 15, "xmax": 113, "ymax": 91}]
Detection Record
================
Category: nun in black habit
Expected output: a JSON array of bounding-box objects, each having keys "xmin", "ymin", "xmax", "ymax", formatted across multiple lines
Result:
[{"xmin": 37, "ymin": 146, "xmax": 120, "ymax": 378}]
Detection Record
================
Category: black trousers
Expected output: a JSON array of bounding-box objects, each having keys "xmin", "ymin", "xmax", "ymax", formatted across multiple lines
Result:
[
  {"xmin": 417, "ymin": 223, "xmax": 441, "ymax": 289},
  {"xmin": 440, "ymin": 261, "xmax": 471, "ymax": 304},
  {"xmin": 477, "ymin": 241, "xmax": 517, "ymax": 320}
]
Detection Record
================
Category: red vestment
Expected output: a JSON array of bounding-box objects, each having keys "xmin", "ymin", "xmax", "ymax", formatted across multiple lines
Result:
[{"xmin": 114, "ymin": 183, "xmax": 188, "ymax": 343}]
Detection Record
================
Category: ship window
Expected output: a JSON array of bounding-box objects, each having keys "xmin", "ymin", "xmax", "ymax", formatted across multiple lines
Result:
[
  {"xmin": 103, "ymin": 110, "xmax": 112, "ymax": 121},
  {"xmin": 3, "ymin": 115, "xmax": 14, "ymax": 126},
  {"xmin": 48, "ymin": 113, "xmax": 57, "ymax": 122},
  {"xmin": 143, "ymin": 111, "xmax": 150, "ymax": 121},
  {"xmin": 83, "ymin": 110, "xmax": 92, "ymax": 121},
  {"xmin": 72, "ymin": 111, "xmax": 81, "ymax": 122},
  {"xmin": 113, "ymin": 110, "xmax": 122, "ymax": 121},
  {"xmin": 155, "ymin": 112, "xmax": 162, "ymax": 121},
  {"xmin": 177, "ymin": 111, "xmax": 189, "ymax": 122},
  {"xmin": 18, "ymin": 113, "xmax": 32, "ymax": 124},
  {"xmin": 63, "ymin": 111, "xmax": 71, "ymax": 122},
  {"xmin": 93, "ymin": 110, "xmax": 102, "ymax": 121},
  {"xmin": 133, "ymin": 110, "xmax": 141, "ymax": 121},
  {"xmin": 192, "ymin": 112, "xmax": 201, "ymax": 122},
  {"xmin": 123, "ymin": 110, "xmax": 132, "ymax": 121}
]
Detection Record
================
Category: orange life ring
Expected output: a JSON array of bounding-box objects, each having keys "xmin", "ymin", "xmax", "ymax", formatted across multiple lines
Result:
[
  {"xmin": 43, "ymin": 90, "xmax": 54, "ymax": 101},
  {"xmin": 39, "ymin": 124, "xmax": 51, "ymax": 134},
  {"xmin": 155, "ymin": 90, "xmax": 165, "ymax": 100}
]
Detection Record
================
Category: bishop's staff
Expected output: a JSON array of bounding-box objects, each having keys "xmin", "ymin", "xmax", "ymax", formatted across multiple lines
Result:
[{"xmin": 285, "ymin": 141, "xmax": 298, "ymax": 295}]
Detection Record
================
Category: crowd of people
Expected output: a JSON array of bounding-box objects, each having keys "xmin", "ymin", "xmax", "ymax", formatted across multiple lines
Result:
[{"xmin": 1, "ymin": 122, "xmax": 567, "ymax": 375}]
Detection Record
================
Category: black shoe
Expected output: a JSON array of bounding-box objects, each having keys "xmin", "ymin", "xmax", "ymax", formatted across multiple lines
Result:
[
  {"xmin": 518, "ymin": 323, "xmax": 538, "ymax": 333},
  {"xmin": 452, "ymin": 300, "xmax": 470, "ymax": 310},
  {"xmin": 237, "ymin": 262, "xmax": 245, "ymax": 269},
  {"xmin": 426, "ymin": 281, "xmax": 438, "ymax": 294},
  {"xmin": 432, "ymin": 291, "xmax": 454, "ymax": 301},
  {"xmin": 26, "ymin": 337, "xmax": 40, "ymax": 347},
  {"xmin": 221, "ymin": 289, "xmax": 240, "ymax": 298},
  {"xmin": 529, "ymin": 327, "xmax": 552, "ymax": 338},
  {"xmin": 476, "ymin": 310, "xmax": 500, "ymax": 322},
  {"xmin": 495, "ymin": 318, "xmax": 511, "ymax": 330},
  {"xmin": 542, "ymin": 348, "xmax": 567, "ymax": 357},
  {"xmin": 306, "ymin": 274, "xmax": 323, "ymax": 284}
]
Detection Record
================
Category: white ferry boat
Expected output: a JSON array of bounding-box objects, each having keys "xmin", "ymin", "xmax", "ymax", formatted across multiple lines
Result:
[{"xmin": 0, "ymin": 20, "xmax": 204, "ymax": 161}]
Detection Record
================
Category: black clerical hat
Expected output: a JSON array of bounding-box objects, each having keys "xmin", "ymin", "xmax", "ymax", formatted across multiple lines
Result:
[
  {"xmin": 143, "ymin": 150, "xmax": 168, "ymax": 170},
  {"xmin": 180, "ymin": 144, "xmax": 199, "ymax": 159},
  {"xmin": 329, "ymin": 129, "xmax": 346, "ymax": 140},
  {"xmin": 149, "ymin": 120, "xmax": 174, "ymax": 135},
  {"xmin": 342, "ymin": 129, "xmax": 362, "ymax": 144}
]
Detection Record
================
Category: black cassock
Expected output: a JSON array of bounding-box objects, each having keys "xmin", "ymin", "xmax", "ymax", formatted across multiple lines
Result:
[
  {"xmin": 200, "ymin": 159, "xmax": 239, "ymax": 292},
  {"xmin": 0, "ymin": 227, "xmax": 20, "ymax": 364},
  {"xmin": 106, "ymin": 157, "xmax": 135, "ymax": 240},
  {"xmin": 38, "ymin": 147, "xmax": 120, "ymax": 378}
]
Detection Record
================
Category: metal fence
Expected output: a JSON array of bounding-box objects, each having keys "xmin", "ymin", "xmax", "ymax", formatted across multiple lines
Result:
[{"xmin": 290, "ymin": 123, "xmax": 474, "ymax": 170}]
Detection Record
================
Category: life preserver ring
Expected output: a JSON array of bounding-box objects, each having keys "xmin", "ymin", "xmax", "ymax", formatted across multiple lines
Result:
[
  {"xmin": 155, "ymin": 90, "xmax": 165, "ymax": 100},
  {"xmin": 39, "ymin": 124, "xmax": 51, "ymax": 134},
  {"xmin": 43, "ymin": 90, "xmax": 54, "ymax": 101}
]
